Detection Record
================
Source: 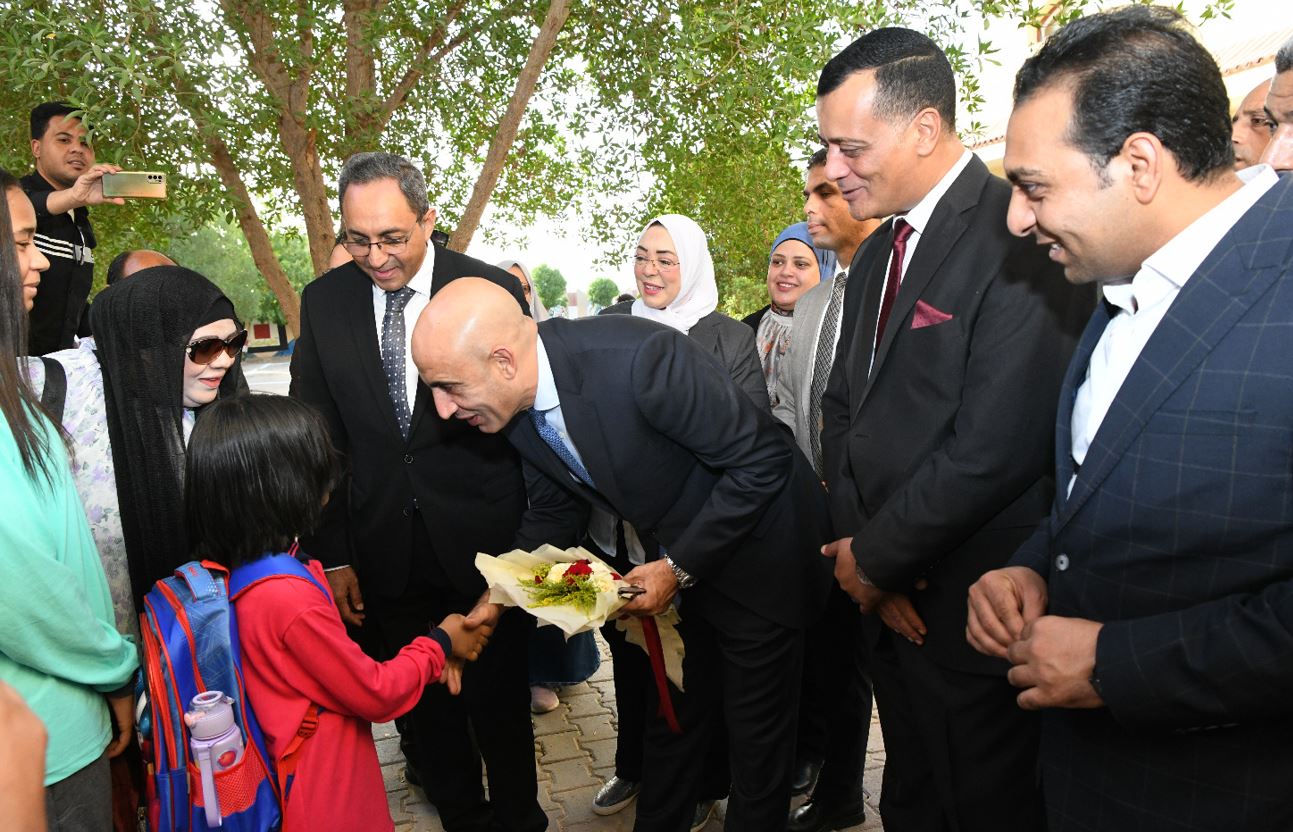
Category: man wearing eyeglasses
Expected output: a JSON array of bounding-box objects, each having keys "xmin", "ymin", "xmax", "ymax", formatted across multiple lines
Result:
[{"xmin": 289, "ymin": 152, "xmax": 546, "ymax": 832}]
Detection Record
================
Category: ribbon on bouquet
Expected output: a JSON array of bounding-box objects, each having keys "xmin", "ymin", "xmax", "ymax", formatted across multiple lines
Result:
[{"xmin": 640, "ymin": 616, "xmax": 681, "ymax": 734}]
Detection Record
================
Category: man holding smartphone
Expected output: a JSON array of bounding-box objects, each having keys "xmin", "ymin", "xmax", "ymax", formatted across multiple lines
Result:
[{"xmin": 22, "ymin": 101, "xmax": 124, "ymax": 355}]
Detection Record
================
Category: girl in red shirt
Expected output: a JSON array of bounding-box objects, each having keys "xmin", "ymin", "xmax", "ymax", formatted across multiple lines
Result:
[{"xmin": 184, "ymin": 395, "xmax": 491, "ymax": 831}]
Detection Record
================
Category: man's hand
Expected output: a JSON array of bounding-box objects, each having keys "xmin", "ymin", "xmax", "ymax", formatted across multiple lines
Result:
[
  {"xmin": 822, "ymin": 537, "xmax": 884, "ymax": 612},
  {"xmin": 1005, "ymin": 616, "xmax": 1104, "ymax": 710},
  {"xmin": 104, "ymin": 692, "xmax": 134, "ymax": 758},
  {"xmin": 325, "ymin": 566, "xmax": 365, "ymax": 627},
  {"xmin": 877, "ymin": 591, "xmax": 927, "ymax": 645},
  {"xmin": 437, "ymin": 612, "xmax": 493, "ymax": 661},
  {"xmin": 464, "ymin": 590, "xmax": 503, "ymax": 632},
  {"xmin": 0, "ymin": 681, "xmax": 47, "ymax": 832},
  {"xmin": 966, "ymin": 566, "xmax": 1048, "ymax": 658},
  {"xmin": 438, "ymin": 658, "xmax": 465, "ymax": 695},
  {"xmin": 621, "ymin": 560, "xmax": 679, "ymax": 617},
  {"xmin": 48, "ymin": 164, "xmax": 125, "ymax": 213}
]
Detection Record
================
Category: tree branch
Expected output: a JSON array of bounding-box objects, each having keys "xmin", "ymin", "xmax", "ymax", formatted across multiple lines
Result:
[
  {"xmin": 379, "ymin": 0, "xmax": 471, "ymax": 121},
  {"xmin": 449, "ymin": 0, "xmax": 573, "ymax": 251}
]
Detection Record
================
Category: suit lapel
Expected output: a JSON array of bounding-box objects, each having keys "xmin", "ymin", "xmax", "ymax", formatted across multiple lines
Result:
[
  {"xmin": 343, "ymin": 267, "xmax": 405, "ymax": 443},
  {"xmin": 843, "ymin": 231, "xmax": 888, "ymax": 416},
  {"xmin": 407, "ymin": 255, "xmax": 455, "ymax": 439},
  {"xmin": 542, "ymin": 324, "xmax": 625, "ymax": 515},
  {"xmin": 1058, "ymin": 199, "xmax": 1288, "ymax": 529},
  {"xmin": 1053, "ymin": 302, "xmax": 1113, "ymax": 512},
  {"xmin": 855, "ymin": 159, "xmax": 987, "ymax": 414}
]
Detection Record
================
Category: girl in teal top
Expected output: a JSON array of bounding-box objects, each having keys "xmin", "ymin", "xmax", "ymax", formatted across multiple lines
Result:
[{"xmin": 0, "ymin": 169, "xmax": 137, "ymax": 822}]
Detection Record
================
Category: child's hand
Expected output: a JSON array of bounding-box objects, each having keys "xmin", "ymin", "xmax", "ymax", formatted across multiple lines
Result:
[{"xmin": 438, "ymin": 613, "xmax": 493, "ymax": 661}]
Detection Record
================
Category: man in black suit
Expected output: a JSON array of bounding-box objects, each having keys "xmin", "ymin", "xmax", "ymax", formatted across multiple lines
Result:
[
  {"xmin": 289, "ymin": 152, "xmax": 546, "ymax": 832},
  {"xmin": 969, "ymin": 8, "xmax": 1293, "ymax": 830},
  {"xmin": 814, "ymin": 28, "xmax": 1091, "ymax": 832},
  {"xmin": 410, "ymin": 277, "xmax": 832, "ymax": 832}
]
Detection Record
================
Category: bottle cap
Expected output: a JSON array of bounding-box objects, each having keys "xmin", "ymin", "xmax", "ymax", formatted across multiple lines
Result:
[{"xmin": 188, "ymin": 691, "xmax": 236, "ymax": 739}]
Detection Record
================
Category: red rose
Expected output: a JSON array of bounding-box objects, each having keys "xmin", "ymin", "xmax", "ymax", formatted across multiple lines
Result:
[
  {"xmin": 565, "ymin": 559, "xmax": 593, "ymax": 577},
  {"xmin": 534, "ymin": 575, "xmax": 543, "ymax": 584}
]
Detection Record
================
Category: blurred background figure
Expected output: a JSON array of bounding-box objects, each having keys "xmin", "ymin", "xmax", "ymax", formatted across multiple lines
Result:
[
  {"xmin": 497, "ymin": 258, "xmax": 547, "ymax": 321},
  {"xmin": 743, "ymin": 222, "xmax": 836, "ymax": 408},
  {"xmin": 1232, "ymin": 78, "xmax": 1273, "ymax": 170}
]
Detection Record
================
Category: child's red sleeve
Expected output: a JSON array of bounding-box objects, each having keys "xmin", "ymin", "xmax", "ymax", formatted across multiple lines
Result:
[{"xmin": 275, "ymin": 600, "xmax": 446, "ymax": 723}]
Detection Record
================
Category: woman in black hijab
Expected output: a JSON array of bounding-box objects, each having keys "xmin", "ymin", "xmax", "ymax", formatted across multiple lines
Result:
[{"xmin": 91, "ymin": 266, "xmax": 246, "ymax": 606}]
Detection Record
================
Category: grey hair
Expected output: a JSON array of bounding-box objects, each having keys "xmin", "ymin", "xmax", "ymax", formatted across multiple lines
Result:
[
  {"xmin": 1277, "ymin": 34, "xmax": 1293, "ymax": 74},
  {"xmin": 338, "ymin": 152, "xmax": 430, "ymax": 218}
]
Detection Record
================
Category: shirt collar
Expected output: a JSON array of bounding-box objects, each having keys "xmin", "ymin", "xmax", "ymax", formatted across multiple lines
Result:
[
  {"xmin": 533, "ymin": 331, "xmax": 560, "ymax": 413},
  {"xmin": 408, "ymin": 242, "xmax": 436, "ymax": 296},
  {"xmin": 897, "ymin": 149, "xmax": 974, "ymax": 237},
  {"xmin": 1103, "ymin": 164, "xmax": 1279, "ymax": 315},
  {"xmin": 370, "ymin": 239, "xmax": 436, "ymax": 299}
]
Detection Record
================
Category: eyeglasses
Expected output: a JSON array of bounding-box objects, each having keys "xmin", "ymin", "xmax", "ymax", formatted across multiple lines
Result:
[
  {"xmin": 187, "ymin": 329, "xmax": 248, "ymax": 364},
  {"xmin": 632, "ymin": 255, "xmax": 680, "ymax": 271},
  {"xmin": 341, "ymin": 225, "xmax": 420, "ymax": 258}
]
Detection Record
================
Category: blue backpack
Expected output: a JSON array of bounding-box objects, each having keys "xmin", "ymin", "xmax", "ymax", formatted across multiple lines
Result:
[{"xmin": 139, "ymin": 554, "xmax": 329, "ymax": 831}]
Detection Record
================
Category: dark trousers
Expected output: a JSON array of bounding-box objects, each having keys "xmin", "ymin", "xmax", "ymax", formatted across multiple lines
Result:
[
  {"xmin": 46, "ymin": 752, "xmax": 110, "ymax": 832},
  {"xmin": 633, "ymin": 588, "xmax": 803, "ymax": 832},
  {"xmin": 365, "ymin": 521, "xmax": 547, "ymax": 832},
  {"xmin": 870, "ymin": 630, "xmax": 1043, "ymax": 832},
  {"xmin": 797, "ymin": 584, "xmax": 874, "ymax": 804}
]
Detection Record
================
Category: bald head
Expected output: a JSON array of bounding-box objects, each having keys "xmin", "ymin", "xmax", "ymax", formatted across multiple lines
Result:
[
  {"xmin": 107, "ymin": 249, "xmax": 176, "ymax": 285},
  {"xmin": 412, "ymin": 277, "xmax": 539, "ymax": 433},
  {"xmin": 1233, "ymin": 78, "xmax": 1273, "ymax": 169}
]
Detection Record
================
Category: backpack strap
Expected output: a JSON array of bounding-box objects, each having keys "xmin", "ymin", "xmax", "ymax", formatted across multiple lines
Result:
[
  {"xmin": 228, "ymin": 552, "xmax": 331, "ymax": 809},
  {"xmin": 172, "ymin": 560, "xmax": 228, "ymax": 601},
  {"xmin": 228, "ymin": 554, "xmax": 330, "ymax": 602},
  {"xmin": 38, "ymin": 356, "xmax": 67, "ymax": 423},
  {"xmin": 275, "ymin": 703, "xmax": 321, "ymax": 803}
]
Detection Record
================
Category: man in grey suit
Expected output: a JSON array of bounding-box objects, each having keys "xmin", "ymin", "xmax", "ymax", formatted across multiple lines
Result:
[{"xmin": 773, "ymin": 150, "xmax": 883, "ymax": 828}]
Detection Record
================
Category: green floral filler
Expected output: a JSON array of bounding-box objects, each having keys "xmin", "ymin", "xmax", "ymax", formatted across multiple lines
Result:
[{"xmin": 522, "ymin": 560, "xmax": 598, "ymax": 614}]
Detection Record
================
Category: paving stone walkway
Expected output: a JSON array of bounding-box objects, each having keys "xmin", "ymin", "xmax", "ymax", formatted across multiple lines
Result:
[{"xmin": 382, "ymin": 636, "xmax": 886, "ymax": 831}]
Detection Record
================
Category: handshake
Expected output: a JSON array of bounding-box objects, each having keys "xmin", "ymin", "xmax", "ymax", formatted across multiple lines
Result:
[{"xmin": 430, "ymin": 607, "xmax": 498, "ymax": 694}]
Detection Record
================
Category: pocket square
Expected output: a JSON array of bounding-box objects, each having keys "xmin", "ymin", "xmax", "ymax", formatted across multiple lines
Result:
[{"xmin": 911, "ymin": 300, "xmax": 953, "ymax": 329}]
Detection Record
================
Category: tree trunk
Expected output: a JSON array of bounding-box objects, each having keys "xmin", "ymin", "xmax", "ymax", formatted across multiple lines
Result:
[
  {"xmin": 279, "ymin": 117, "xmax": 337, "ymax": 274},
  {"xmin": 206, "ymin": 139, "xmax": 303, "ymax": 340},
  {"xmin": 448, "ymin": 0, "xmax": 573, "ymax": 252}
]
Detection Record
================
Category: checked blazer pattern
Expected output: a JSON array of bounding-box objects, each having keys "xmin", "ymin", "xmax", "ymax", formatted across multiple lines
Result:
[{"xmin": 1011, "ymin": 174, "xmax": 1293, "ymax": 832}]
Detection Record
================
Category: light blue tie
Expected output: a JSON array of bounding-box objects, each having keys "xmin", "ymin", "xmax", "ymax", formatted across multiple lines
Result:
[{"xmin": 530, "ymin": 408, "xmax": 595, "ymax": 487}]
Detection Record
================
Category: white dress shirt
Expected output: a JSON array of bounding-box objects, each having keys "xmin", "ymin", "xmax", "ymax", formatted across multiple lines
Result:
[
  {"xmin": 1069, "ymin": 164, "xmax": 1279, "ymax": 495},
  {"xmin": 871, "ymin": 149, "xmax": 974, "ymax": 366},
  {"xmin": 370, "ymin": 244, "xmax": 436, "ymax": 409}
]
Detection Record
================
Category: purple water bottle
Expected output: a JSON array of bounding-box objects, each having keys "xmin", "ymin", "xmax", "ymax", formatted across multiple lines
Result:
[{"xmin": 185, "ymin": 691, "xmax": 245, "ymax": 827}]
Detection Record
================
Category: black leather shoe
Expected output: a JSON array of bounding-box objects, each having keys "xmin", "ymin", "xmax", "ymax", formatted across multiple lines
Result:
[
  {"xmin": 791, "ymin": 757, "xmax": 824, "ymax": 796},
  {"xmin": 787, "ymin": 794, "xmax": 867, "ymax": 832},
  {"xmin": 592, "ymin": 775, "xmax": 640, "ymax": 816}
]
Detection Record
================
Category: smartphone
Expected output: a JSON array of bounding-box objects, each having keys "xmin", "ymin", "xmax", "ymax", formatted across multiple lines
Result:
[{"xmin": 101, "ymin": 171, "xmax": 167, "ymax": 199}]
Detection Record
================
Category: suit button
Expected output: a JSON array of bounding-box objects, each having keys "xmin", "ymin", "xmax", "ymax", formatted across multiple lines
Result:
[
  {"xmin": 403, "ymin": 454, "xmax": 413, "ymax": 464},
  {"xmin": 1055, "ymin": 553, "xmax": 1070, "ymax": 572},
  {"xmin": 402, "ymin": 508, "xmax": 412, "ymax": 518}
]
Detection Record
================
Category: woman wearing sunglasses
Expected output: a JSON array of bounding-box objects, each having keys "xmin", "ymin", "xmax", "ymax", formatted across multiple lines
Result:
[{"xmin": 27, "ymin": 265, "xmax": 246, "ymax": 642}]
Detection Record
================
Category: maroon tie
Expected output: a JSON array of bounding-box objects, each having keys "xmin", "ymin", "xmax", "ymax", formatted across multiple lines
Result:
[{"xmin": 875, "ymin": 218, "xmax": 913, "ymax": 344}]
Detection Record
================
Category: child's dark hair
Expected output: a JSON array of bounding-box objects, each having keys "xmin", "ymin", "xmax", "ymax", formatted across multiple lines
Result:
[{"xmin": 185, "ymin": 395, "xmax": 340, "ymax": 567}]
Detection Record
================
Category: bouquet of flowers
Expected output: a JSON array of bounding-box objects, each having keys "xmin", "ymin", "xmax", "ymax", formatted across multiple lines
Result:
[
  {"xmin": 475, "ymin": 544, "xmax": 686, "ymax": 695},
  {"xmin": 474, "ymin": 545, "xmax": 631, "ymax": 637}
]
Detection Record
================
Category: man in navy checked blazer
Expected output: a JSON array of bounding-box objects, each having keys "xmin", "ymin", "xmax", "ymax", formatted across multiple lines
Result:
[{"xmin": 968, "ymin": 7, "xmax": 1293, "ymax": 831}]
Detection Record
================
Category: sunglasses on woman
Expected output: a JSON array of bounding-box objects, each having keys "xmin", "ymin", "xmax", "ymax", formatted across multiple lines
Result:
[{"xmin": 186, "ymin": 329, "xmax": 249, "ymax": 365}]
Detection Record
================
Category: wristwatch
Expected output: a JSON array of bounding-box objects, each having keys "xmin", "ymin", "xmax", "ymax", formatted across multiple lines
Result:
[{"xmin": 664, "ymin": 555, "xmax": 697, "ymax": 589}]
